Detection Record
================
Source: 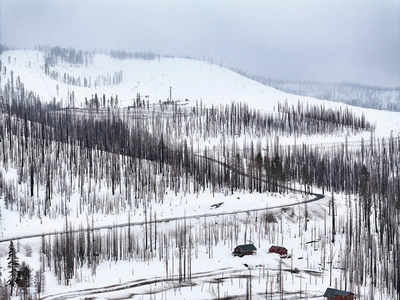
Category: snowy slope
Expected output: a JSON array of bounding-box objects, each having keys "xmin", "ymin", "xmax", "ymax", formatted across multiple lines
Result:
[
  {"xmin": 0, "ymin": 48, "xmax": 399, "ymax": 300},
  {"xmin": 1, "ymin": 49, "xmax": 399, "ymax": 142}
]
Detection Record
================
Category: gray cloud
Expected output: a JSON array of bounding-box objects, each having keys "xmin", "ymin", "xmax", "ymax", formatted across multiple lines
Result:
[{"xmin": 1, "ymin": 0, "xmax": 399, "ymax": 86}]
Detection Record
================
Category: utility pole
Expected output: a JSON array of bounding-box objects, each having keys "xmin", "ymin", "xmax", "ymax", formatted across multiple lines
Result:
[{"xmin": 170, "ymin": 86, "xmax": 172, "ymax": 102}]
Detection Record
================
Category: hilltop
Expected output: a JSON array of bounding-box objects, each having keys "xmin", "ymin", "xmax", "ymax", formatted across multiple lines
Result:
[{"xmin": 2, "ymin": 49, "xmax": 399, "ymax": 143}]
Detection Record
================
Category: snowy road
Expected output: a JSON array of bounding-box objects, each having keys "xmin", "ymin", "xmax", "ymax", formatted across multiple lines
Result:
[
  {"xmin": 0, "ymin": 155, "xmax": 324, "ymax": 242},
  {"xmin": 40, "ymin": 267, "xmax": 243, "ymax": 300}
]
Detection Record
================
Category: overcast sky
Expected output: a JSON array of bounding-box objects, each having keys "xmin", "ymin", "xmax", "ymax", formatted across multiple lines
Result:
[{"xmin": 1, "ymin": 0, "xmax": 399, "ymax": 87}]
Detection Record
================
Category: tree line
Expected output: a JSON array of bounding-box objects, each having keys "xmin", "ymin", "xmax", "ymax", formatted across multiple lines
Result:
[
  {"xmin": 261, "ymin": 79, "xmax": 400, "ymax": 112},
  {"xmin": 0, "ymin": 240, "xmax": 45, "ymax": 299}
]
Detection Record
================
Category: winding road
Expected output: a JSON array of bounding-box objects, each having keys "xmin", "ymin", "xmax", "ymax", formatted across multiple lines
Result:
[
  {"xmin": 0, "ymin": 154, "xmax": 326, "ymax": 299},
  {"xmin": 0, "ymin": 155, "xmax": 325, "ymax": 243}
]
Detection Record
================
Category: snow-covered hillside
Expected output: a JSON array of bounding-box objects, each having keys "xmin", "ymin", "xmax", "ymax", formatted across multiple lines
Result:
[
  {"xmin": 2, "ymin": 49, "xmax": 399, "ymax": 142},
  {"xmin": 0, "ymin": 47, "xmax": 399, "ymax": 300}
]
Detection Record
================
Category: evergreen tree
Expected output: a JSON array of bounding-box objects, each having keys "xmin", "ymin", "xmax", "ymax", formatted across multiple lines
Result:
[
  {"xmin": 255, "ymin": 152, "xmax": 263, "ymax": 193},
  {"xmin": 272, "ymin": 153, "xmax": 283, "ymax": 192},
  {"xmin": 34, "ymin": 268, "xmax": 45, "ymax": 298},
  {"xmin": 7, "ymin": 241, "xmax": 19, "ymax": 295},
  {"xmin": 16, "ymin": 261, "xmax": 31, "ymax": 300}
]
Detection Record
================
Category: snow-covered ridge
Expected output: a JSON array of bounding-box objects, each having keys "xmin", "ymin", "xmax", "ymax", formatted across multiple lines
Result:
[{"xmin": 1, "ymin": 49, "xmax": 399, "ymax": 142}]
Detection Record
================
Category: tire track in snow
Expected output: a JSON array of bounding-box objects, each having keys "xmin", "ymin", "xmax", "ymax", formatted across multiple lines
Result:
[{"xmin": 40, "ymin": 267, "xmax": 239, "ymax": 300}]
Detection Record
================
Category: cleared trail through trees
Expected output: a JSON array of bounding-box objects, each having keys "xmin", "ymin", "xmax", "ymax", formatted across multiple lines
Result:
[{"xmin": 196, "ymin": 154, "xmax": 325, "ymax": 202}]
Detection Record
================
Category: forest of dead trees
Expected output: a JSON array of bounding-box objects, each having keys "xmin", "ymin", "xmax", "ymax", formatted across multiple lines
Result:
[
  {"xmin": 255, "ymin": 77, "xmax": 400, "ymax": 112},
  {"xmin": 0, "ymin": 53, "xmax": 399, "ymax": 299}
]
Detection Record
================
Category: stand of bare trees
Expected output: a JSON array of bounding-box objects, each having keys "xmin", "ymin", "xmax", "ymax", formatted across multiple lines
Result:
[{"xmin": 0, "ymin": 70, "xmax": 398, "ymax": 298}]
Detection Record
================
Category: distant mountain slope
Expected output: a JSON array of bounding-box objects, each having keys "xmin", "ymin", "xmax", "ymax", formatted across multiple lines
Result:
[{"xmin": 261, "ymin": 79, "xmax": 400, "ymax": 112}]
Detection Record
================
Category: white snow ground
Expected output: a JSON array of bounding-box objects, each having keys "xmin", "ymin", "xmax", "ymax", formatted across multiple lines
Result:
[{"xmin": 0, "ymin": 49, "xmax": 399, "ymax": 299}]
